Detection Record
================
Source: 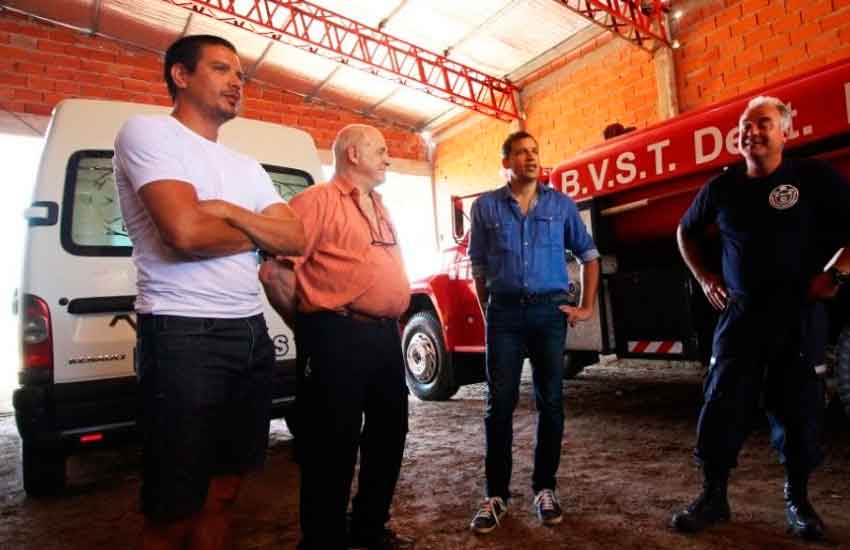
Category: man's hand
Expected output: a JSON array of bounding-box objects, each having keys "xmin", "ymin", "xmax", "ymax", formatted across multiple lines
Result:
[
  {"xmin": 698, "ymin": 272, "xmax": 728, "ymax": 310},
  {"xmin": 259, "ymin": 257, "xmax": 297, "ymax": 327},
  {"xmin": 807, "ymin": 271, "xmax": 841, "ymax": 302},
  {"xmin": 558, "ymin": 304, "xmax": 593, "ymax": 327},
  {"xmin": 259, "ymin": 257, "xmax": 295, "ymax": 289}
]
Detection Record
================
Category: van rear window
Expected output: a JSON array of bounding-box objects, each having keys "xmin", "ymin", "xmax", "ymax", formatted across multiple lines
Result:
[{"xmin": 61, "ymin": 150, "xmax": 314, "ymax": 257}]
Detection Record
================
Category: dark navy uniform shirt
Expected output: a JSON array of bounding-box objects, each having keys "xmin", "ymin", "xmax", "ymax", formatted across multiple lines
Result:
[
  {"xmin": 468, "ymin": 183, "xmax": 599, "ymax": 295},
  {"xmin": 680, "ymin": 158, "xmax": 850, "ymax": 304}
]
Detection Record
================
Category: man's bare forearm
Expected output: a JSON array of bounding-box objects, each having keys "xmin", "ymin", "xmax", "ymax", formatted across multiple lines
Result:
[
  {"xmin": 166, "ymin": 212, "xmax": 257, "ymax": 257},
  {"xmin": 260, "ymin": 260, "xmax": 297, "ymax": 327},
  {"xmin": 227, "ymin": 204, "xmax": 306, "ymax": 257},
  {"xmin": 828, "ymin": 244, "xmax": 850, "ymax": 273},
  {"xmin": 473, "ymin": 275, "xmax": 489, "ymax": 318},
  {"xmin": 676, "ymin": 225, "xmax": 711, "ymax": 282},
  {"xmin": 579, "ymin": 259, "xmax": 600, "ymax": 311}
]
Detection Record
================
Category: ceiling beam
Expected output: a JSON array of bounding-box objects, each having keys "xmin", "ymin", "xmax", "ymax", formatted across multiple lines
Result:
[
  {"xmin": 245, "ymin": 39, "xmax": 275, "ymax": 80},
  {"xmin": 507, "ymin": 24, "xmax": 605, "ymax": 83},
  {"xmin": 443, "ymin": 0, "xmax": 522, "ymax": 57},
  {"xmin": 416, "ymin": 105, "xmax": 458, "ymax": 132},
  {"xmin": 160, "ymin": 0, "xmax": 520, "ymax": 121},
  {"xmin": 305, "ymin": 65, "xmax": 342, "ymax": 100},
  {"xmin": 377, "ymin": 0, "xmax": 410, "ymax": 30},
  {"xmin": 361, "ymin": 88, "xmax": 400, "ymax": 116},
  {"xmin": 549, "ymin": 0, "xmax": 671, "ymax": 51},
  {"xmin": 89, "ymin": 0, "xmax": 103, "ymax": 35},
  {"xmin": 179, "ymin": 12, "xmax": 194, "ymax": 38}
]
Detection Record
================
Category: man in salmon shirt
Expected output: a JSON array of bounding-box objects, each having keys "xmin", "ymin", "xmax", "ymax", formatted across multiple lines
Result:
[{"xmin": 260, "ymin": 124, "xmax": 414, "ymax": 550}]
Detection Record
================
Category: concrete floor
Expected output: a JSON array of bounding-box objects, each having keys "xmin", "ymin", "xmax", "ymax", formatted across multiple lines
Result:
[{"xmin": 1, "ymin": 361, "xmax": 849, "ymax": 549}]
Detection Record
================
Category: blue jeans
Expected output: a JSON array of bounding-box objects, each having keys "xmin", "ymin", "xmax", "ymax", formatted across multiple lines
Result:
[{"xmin": 484, "ymin": 299, "xmax": 567, "ymax": 500}]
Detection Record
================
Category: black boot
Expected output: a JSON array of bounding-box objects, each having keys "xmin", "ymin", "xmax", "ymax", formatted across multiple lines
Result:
[
  {"xmin": 785, "ymin": 473, "xmax": 825, "ymax": 541},
  {"xmin": 671, "ymin": 468, "xmax": 731, "ymax": 533}
]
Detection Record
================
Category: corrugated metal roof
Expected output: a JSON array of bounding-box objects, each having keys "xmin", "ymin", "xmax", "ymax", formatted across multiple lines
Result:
[{"xmin": 3, "ymin": 0, "xmax": 595, "ymax": 131}]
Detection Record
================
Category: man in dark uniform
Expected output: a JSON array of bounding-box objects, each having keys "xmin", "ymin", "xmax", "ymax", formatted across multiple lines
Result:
[{"xmin": 671, "ymin": 96, "xmax": 850, "ymax": 540}]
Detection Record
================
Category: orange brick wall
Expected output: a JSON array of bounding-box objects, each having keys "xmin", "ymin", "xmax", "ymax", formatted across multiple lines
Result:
[
  {"xmin": 0, "ymin": 12, "xmax": 426, "ymax": 161},
  {"xmin": 433, "ymin": 0, "xmax": 850, "ymax": 242},
  {"xmin": 676, "ymin": 0, "xmax": 850, "ymax": 111}
]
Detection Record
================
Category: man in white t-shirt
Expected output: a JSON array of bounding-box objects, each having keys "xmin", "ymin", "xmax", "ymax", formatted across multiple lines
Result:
[{"xmin": 113, "ymin": 34, "xmax": 305, "ymax": 550}]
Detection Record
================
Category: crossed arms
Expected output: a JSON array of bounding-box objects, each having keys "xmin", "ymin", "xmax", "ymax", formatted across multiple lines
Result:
[{"xmin": 139, "ymin": 179, "xmax": 305, "ymax": 258}]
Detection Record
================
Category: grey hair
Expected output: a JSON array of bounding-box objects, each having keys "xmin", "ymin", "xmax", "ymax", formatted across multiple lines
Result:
[
  {"xmin": 744, "ymin": 95, "xmax": 792, "ymax": 133},
  {"xmin": 332, "ymin": 124, "xmax": 372, "ymax": 167}
]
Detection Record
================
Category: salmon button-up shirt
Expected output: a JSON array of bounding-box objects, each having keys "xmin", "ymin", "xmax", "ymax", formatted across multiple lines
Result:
[{"xmin": 289, "ymin": 176, "xmax": 411, "ymax": 319}]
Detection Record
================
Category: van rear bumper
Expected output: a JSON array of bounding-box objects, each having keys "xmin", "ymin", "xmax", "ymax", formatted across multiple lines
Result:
[
  {"xmin": 13, "ymin": 360, "xmax": 297, "ymax": 451},
  {"xmin": 13, "ymin": 378, "xmax": 139, "ymax": 452}
]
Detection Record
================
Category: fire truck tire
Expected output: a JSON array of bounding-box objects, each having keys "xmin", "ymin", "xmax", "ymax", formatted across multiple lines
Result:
[
  {"xmin": 403, "ymin": 311, "xmax": 459, "ymax": 401},
  {"xmin": 21, "ymin": 440, "xmax": 66, "ymax": 497},
  {"xmin": 563, "ymin": 350, "xmax": 598, "ymax": 380},
  {"xmin": 835, "ymin": 323, "xmax": 850, "ymax": 420}
]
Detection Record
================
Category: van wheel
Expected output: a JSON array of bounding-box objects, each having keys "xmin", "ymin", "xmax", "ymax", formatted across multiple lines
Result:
[
  {"xmin": 403, "ymin": 312, "xmax": 458, "ymax": 401},
  {"xmin": 835, "ymin": 323, "xmax": 850, "ymax": 420},
  {"xmin": 564, "ymin": 351, "xmax": 598, "ymax": 380},
  {"xmin": 21, "ymin": 441, "xmax": 66, "ymax": 497}
]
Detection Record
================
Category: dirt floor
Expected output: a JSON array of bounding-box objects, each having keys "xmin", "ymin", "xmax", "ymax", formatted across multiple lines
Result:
[{"xmin": 1, "ymin": 360, "xmax": 849, "ymax": 549}]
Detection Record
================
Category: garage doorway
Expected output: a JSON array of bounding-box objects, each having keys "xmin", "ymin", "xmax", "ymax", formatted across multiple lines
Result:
[{"xmin": 0, "ymin": 133, "xmax": 42, "ymax": 413}]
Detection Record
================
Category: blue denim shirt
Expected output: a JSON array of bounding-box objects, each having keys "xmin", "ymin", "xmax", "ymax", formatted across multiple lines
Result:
[{"xmin": 468, "ymin": 184, "xmax": 599, "ymax": 294}]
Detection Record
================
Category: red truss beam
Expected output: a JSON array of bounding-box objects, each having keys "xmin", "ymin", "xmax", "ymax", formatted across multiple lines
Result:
[
  {"xmin": 161, "ymin": 0, "xmax": 521, "ymax": 121},
  {"xmin": 553, "ymin": 0, "xmax": 672, "ymax": 51}
]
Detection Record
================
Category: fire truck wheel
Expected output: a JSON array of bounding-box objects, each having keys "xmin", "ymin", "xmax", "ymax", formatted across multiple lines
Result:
[
  {"xmin": 403, "ymin": 311, "xmax": 459, "ymax": 401},
  {"xmin": 21, "ymin": 440, "xmax": 66, "ymax": 497},
  {"xmin": 563, "ymin": 350, "xmax": 598, "ymax": 379},
  {"xmin": 835, "ymin": 323, "xmax": 850, "ymax": 420}
]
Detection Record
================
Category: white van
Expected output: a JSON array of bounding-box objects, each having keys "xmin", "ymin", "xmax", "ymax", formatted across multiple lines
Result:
[{"xmin": 14, "ymin": 99, "xmax": 321, "ymax": 496}]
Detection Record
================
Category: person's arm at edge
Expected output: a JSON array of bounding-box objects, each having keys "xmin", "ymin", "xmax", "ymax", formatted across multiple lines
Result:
[
  {"xmin": 259, "ymin": 259, "xmax": 297, "ymax": 327},
  {"xmin": 557, "ymin": 198, "xmax": 600, "ymax": 325},
  {"xmin": 468, "ymin": 199, "xmax": 489, "ymax": 317},
  {"xmin": 677, "ymin": 224, "xmax": 727, "ymax": 310},
  {"xmin": 259, "ymin": 189, "xmax": 321, "ymax": 327},
  {"xmin": 807, "ymin": 162, "xmax": 850, "ymax": 301}
]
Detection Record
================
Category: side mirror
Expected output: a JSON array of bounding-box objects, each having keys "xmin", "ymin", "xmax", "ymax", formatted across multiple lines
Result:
[{"xmin": 451, "ymin": 196, "xmax": 465, "ymax": 242}]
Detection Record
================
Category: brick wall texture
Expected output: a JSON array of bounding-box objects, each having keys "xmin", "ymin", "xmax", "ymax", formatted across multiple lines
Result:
[
  {"xmin": 0, "ymin": 11, "xmax": 427, "ymax": 161},
  {"xmin": 433, "ymin": 0, "xmax": 850, "ymax": 242}
]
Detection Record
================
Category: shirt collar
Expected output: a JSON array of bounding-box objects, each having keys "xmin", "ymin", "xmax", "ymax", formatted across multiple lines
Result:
[
  {"xmin": 498, "ymin": 182, "xmax": 551, "ymax": 201},
  {"xmin": 331, "ymin": 175, "xmax": 384, "ymax": 202}
]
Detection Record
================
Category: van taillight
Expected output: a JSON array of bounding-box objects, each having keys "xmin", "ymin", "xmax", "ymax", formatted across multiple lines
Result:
[{"xmin": 21, "ymin": 294, "xmax": 53, "ymax": 373}]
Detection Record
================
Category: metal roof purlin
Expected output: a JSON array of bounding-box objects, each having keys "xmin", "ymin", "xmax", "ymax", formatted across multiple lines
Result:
[
  {"xmin": 161, "ymin": 0, "xmax": 521, "ymax": 121},
  {"xmin": 551, "ymin": 0, "xmax": 671, "ymax": 51}
]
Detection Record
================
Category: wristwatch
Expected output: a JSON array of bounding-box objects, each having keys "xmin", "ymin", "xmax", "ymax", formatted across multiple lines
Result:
[{"xmin": 828, "ymin": 266, "xmax": 850, "ymax": 286}]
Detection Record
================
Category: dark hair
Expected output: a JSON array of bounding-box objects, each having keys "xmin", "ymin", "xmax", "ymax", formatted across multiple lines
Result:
[
  {"xmin": 163, "ymin": 35, "xmax": 237, "ymax": 100},
  {"xmin": 602, "ymin": 122, "xmax": 636, "ymax": 140},
  {"xmin": 501, "ymin": 131, "xmax": 537, "ymax": 159}
]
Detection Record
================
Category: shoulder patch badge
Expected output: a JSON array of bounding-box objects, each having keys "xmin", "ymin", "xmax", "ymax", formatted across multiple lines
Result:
[{"xmin": 768, "ymin": 184, "xmax": 799, "ymax": 210}]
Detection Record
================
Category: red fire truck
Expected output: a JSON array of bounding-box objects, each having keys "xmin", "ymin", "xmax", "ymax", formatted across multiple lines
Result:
[{"xmin": 401, "ymin": 57, "xmax": 850, "ymax": 418}]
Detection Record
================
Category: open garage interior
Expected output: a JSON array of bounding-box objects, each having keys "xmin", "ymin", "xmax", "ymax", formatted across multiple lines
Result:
[{"xmin": 2, "ymin": 0, "xmax": 850, "ymax": 548}]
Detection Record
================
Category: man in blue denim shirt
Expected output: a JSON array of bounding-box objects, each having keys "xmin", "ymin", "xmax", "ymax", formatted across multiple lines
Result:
[{"xmin": 467, "ymin": 131, "xmax": 600, "ymax": 534}]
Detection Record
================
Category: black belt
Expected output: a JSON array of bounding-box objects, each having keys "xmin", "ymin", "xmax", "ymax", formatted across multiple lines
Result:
[
  {"xmin": 489, "ymin": 292, "xmax": 570, "ymax": 306},
  {"xmin": 333, "ymin": 309, "xmax": 397, "ymax": 325}
]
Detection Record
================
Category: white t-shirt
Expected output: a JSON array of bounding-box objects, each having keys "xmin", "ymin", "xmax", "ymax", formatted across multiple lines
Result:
[{"xmin": 113, "ymin": 115, "xmax": 283, "ymax": 318}]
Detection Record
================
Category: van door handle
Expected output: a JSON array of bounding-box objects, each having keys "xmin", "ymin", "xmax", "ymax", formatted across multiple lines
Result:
[
  {"xmin": 67, "ymin": 296, "xmax": 135, "ymax": 314},
  {"xmin": 25, "ymin": 201, "xmax": 59, "ymax": 226}
]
